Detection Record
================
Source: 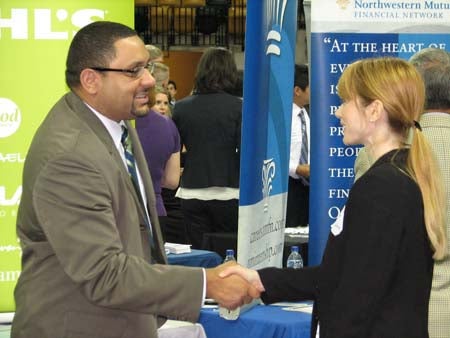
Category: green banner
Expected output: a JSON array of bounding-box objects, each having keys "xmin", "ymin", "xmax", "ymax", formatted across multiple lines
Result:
[{"xmin": 0, "ymin": 0, "xmax": 133, "ymax": 313}]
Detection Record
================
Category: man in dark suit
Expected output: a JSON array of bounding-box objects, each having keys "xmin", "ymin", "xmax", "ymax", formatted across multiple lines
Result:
[
  {"xmin": 11, "ymin": 21, "xmax": 258, "ymax": 338},
  {"xmin": 286, "ymin": 64, "xmax": 310, "ymax": 227}
]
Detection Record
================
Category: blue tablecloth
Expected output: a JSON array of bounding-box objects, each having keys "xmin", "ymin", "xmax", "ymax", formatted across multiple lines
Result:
[
  {"xmin": 167, "ymin": 249, "xmax": 222, "ymax": 268},
  {"xmin": 198, "ymin": 304, "xmax": 311, "ymax": 338}
]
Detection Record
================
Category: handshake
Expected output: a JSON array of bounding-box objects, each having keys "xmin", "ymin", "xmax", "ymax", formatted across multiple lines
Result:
[{"xmin": 205, "ymin": 262, "xmax": 265, "ymax": 310}]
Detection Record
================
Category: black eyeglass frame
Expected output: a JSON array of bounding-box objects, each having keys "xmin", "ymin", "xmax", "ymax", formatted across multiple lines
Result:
[{"xmin": 90, "ymin": 62, "xmax": 155, "ymax": 78}]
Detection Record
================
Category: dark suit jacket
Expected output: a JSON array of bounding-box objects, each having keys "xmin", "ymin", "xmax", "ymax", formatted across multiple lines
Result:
[
  {"xmin": 260, "ymin": 149, "xmax": 433, "ymax": 338},
  {"xmin": 172, "ymin": 92, "xmax": 242, "ymax": 189},
  {"xmin": 12, "ymin": 92, "xmax": 203, "ymax": 338}
]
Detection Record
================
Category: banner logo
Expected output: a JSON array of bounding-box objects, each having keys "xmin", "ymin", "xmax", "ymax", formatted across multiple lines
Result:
[
  {"xmin": 262, "ymin": 159, "xmax": 276, "ymax": 212},
  {"xmin": 336, "ymin": 0, "xmax": 350, "ymax": 10},
  {"xmin": 0, "ymin": 8, "xmax": 106, "ymax": 40},
  {"xmin": 266, "ymin": 0, "xmax": 288, "ymax": 56},
  {"xmin": 0, "ymin": 98, "xmax": 21, "ymax": 138}
]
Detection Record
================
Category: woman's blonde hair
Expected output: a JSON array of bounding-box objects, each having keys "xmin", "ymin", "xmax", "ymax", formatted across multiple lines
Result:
[{"xmin": 338, "ymin": 57, "xmax": 447, "ymax": 260}]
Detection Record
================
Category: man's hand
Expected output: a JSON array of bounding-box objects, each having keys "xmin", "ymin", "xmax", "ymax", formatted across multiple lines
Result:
[
  {"xmin": 296, "ymin": 164, "xmax": 310, "ymax": 178},
  {"xmin": 218, "ymin": 263, "xmax": 265, "ymax": 294},
  {"xmin": 206, "ymin": 262, "xmax": 261, "ymax": 310}
]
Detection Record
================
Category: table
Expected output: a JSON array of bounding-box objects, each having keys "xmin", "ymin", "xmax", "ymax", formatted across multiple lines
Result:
[
  {"xmin": 0, "ymin": 321, "xmax": 207, "ymax": 338},
  {"xmin": 198, "ymin": 303, "xmax": 311, "ymax": 338},
  {"xmin": 167, "ymin": 249, "xmax": 222, "ymax": 268}
]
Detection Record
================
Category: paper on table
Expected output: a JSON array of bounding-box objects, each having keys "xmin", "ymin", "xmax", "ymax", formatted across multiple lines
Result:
[
  {"xmin": 282, "ymin": 304, "xmax": 313, "ymax": 314},
  {"xmin": 270, "ymin": 302, "xmax": 313, "ymax": 314},
  {"xmin": 164, "ymin": 242, "xmax": 191, "ymax": 254},
  {"xmin": 285, "ymin": 226, "xmax": 309, "ymax": 236}
]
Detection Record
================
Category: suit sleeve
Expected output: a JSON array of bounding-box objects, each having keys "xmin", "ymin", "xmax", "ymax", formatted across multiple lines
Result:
[
  {"xmin": 259, "ymin": 266, "xmax": 319, "ymax": 303},
  {"xmin": 32, "ymin": 152, "xmax": 203, "ymax": 322}
]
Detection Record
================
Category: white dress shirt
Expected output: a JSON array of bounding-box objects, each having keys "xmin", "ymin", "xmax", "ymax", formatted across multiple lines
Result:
[{"xmin": 289, "ymin": 103, "xmax": 310, "ymax": 179}]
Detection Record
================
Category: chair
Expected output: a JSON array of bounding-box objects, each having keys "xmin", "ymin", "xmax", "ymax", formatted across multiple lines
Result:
[
  {"xmin": 173, "ymin": 7, "xmax": 197, "ymax": 34},
  {"xmin": 196, "ymin": 7, "xmax": 219, "ymax": 35},
  {"xmin": 228, "ymin": 6, "xmax": 246, "ymax": 35},
  {"xmin": 149, "ymin": 6, "xmax": 171, "ymax": 33}
]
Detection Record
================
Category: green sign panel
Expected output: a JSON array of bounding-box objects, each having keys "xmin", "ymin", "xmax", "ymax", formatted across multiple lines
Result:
[{"xmin": 0, "ymin": 0, "xmax": 134, "ymax": 313}]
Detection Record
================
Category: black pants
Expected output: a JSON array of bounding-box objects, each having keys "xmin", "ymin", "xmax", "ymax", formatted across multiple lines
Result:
[
  {"xmin": 180, "ymin": 198, "xmax": 239, "ymax": 249},
  {"xmin": 285, "ymin": 177, "xmax": 310, "ymax": 227}
]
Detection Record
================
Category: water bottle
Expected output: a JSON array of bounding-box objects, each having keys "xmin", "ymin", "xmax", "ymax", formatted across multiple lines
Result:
[
  {"xmin": 286, "ymin": 246, "xmax": 303, "ymax": 269},
  {"xmin": 224, "ymin": 249, "xmax": 236, "ymax": 262},
  {"xmin": 219, "ymin": 249, "xmax": 240, "ymax": 320}
]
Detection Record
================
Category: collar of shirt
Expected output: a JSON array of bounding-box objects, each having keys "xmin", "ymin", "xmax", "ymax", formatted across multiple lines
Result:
[{"xmin": 83, "ymin": 102, "xmax": 127, "ymax": 167}]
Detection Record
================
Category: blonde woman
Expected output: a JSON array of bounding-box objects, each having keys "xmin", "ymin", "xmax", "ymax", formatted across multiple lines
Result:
[{"xmin": 222, "ymin": 57, "xmax": 447, "ymax": 338}]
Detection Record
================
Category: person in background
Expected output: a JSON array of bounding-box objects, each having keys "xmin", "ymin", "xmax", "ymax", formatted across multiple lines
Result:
[
  {"xmin": 152, "ymin": 85, "xmax": 172, "ymax": 118},
  {"xmin": 11, "ymin": 21, "xmax": 259, "ymax": 338},
  {"xmin": 231, "ymin": 69, "xmax": 244, "ymax": 98},
  {"xmin": 168, "ymin": 80, "xmax": 178, "ymax": 106},
  {"xmin": 408, "ymin": 47, "xmax": 450, "ymax": 338},
  {"xmin": 286, "ymin": 64, "xmax": 310, "ymax": 227},
  {"xmin": 146, "ymin": 44, "xmax": 164, "ymax": 62},
  {"xmin": 152, "ymin": 62, "xmax": 170, "ymax": 89},
  {"xmin": 136, "ymin": 84, "xmax": 179, "ymax": 238},
  {"xmin": 172, "ymin": 47, "xmax": 242, "ymax": 250},
  {"xmin": 221, "ymin": 57, "xmax": 447, "ymax": 338}
]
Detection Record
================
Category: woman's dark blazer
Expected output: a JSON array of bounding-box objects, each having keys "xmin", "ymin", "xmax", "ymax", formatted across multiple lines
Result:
[
  {"xmin": 259, "ymin": 149, "xmax": 433, "ymax": 338},
  {"xmin": 172, "ymin": 92, "xmax": 242, "ymax": 189}
]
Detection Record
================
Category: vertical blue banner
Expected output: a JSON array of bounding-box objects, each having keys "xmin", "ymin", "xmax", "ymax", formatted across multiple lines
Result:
[
  {"xmin": 309, "ymin": 0, "xmax": 450, "ymax": 265},
  {"xmin": 238, "ymin": 0, "xmax": 298, "ymax": 269}
]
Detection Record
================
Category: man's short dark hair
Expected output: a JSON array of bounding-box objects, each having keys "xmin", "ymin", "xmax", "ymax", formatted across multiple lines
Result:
[
  {"xmin": 168, "ymin": 80, "xmax": 177, "ymax": 89},
  {"xmin": 294, "ymin": 64, "xmax": 309, "ymax": 91},
  {"xmin": 65, "ymin": 21, "xmax": 137, "ymax": 89}
]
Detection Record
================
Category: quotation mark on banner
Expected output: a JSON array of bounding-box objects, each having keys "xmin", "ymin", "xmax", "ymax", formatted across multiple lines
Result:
[{"xmin": 323, "ymin": 37, "xmax": 332, "ymax": 44}]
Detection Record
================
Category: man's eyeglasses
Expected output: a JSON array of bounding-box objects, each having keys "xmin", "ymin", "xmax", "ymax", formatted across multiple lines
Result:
[{"xmin": 91, "ymin": 62, "xmax": 155, "ymax": 78}]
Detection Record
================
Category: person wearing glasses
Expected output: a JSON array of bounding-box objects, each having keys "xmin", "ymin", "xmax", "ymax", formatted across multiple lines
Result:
[{"xmin": 11, "ymin": 21, "xmax": 259, "ymax": 338}]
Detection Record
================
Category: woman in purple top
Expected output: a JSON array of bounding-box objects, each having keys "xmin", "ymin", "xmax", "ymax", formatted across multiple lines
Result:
[{"xmin": 136, "ymin": 87, "xmax": 181, "ymax": 218}]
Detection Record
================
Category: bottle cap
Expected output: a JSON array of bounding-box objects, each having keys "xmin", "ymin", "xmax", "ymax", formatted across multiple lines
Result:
[
  {"xmin": 291, "ymin": 246, "xmax": 299, "ymax": 253},
  {"xmin": 226, "ymin": 249, "xmax": 235, "ymax": 256}
]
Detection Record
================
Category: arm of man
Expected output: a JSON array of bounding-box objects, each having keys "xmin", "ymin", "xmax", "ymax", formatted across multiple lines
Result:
[{"xmin": 34, "ymin": 152, "xmax": 204, "ymax": 321}]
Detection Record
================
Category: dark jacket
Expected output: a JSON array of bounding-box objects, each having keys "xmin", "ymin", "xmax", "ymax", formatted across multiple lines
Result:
[
  {"xmin": 172, "ymin": 92, "xmax": 242, "ymax": 189},
  {"xmin": 260, "ymin": 149, "xmax": 433, "ymax": 338}
]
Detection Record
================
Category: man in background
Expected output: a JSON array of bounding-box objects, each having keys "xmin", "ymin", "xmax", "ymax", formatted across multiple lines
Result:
[
  {"xmin": 410, "ymin": 47, "xmax": 450, "ymax": 338},
  {"xmin": 286, "ymin": 64, "xmax": 310, "ymax": 227}
]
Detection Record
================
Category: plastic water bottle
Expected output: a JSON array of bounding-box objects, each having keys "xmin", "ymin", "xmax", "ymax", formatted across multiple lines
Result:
[
  {"xmin": 286, "ymin": 246, "xmax": 303, "ymax": 269},
  {"xmin": 219, "ymin": 249, "xmax": 240, "ymax": 320},
  {"xmin": 224, "ymin": 249, "xmax": 236, "ymax": 262}
]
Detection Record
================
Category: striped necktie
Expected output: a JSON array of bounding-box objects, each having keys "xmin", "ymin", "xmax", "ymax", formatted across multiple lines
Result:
[
  {"xmin": 299, "ymin": 108, "xmax": 309, "ymax": 165},
  {"xmin": 121, "ymin": 125, "xmax": 154, "ymax": 246}
]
